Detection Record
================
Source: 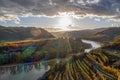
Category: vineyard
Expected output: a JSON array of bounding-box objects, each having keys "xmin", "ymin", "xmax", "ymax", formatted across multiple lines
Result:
[{"xmin": 40, "ymin": 50, "xmax": 120, "ymax": 80}]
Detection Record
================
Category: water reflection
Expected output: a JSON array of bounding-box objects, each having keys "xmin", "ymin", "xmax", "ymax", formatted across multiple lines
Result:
[{"xmin": 0, "ymin": 61, "xmax": 50, "ymax": 80}]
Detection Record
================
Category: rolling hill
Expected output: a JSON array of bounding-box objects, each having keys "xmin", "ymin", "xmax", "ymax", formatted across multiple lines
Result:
[
  {"xmin": 88, "ymin": 27, "xmax": 120, "ymax": 42},
  {"xmin": 0, "ymin": 25, "xmax": 54, "ymax": 41}
]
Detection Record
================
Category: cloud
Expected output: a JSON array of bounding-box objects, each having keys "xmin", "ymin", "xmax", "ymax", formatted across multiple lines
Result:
[
  {"xmin": 0, "ymin": 14, "xmax": 20, "ymax": 24},
  {"xmin": 0, "ymin": 0, "xmax": 120, "ymax": 23},
  {"xmin": 94, "ymin": 18, "xmax": 100, "ymax": 21}
]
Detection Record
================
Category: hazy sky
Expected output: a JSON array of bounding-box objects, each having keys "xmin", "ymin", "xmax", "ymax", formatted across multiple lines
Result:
[{"xmin": 0, "ymin": 0, "xmax": 120, "ymax": 29}]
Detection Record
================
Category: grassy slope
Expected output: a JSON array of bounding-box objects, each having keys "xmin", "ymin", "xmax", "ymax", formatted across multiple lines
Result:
[{"xmin": 0, "ymin": 38, "xmax": 91, "ymax": 65}]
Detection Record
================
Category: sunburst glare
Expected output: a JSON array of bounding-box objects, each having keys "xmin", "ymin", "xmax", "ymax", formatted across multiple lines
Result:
[{"xmin": 58, "ymin": 13, "xmax": 73, "ymax": 31}]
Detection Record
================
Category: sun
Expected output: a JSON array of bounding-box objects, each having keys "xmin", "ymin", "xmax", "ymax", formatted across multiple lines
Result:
[
  {"xmin": 59, "ymin": 17, "xmax": 71, "ymax": 30},
  {"xmin": 58, "ymin": 13, "xmax": 72, "ymax": 31}
]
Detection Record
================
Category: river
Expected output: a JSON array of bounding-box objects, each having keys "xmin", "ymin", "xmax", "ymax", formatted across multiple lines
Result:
[
  {"xmin": 0, "ymin": 62, "xmax": 50, "ymax": 80},
  {"xmin": 81, "ymin": 39, "xmax": 101, "ymax": 52}
]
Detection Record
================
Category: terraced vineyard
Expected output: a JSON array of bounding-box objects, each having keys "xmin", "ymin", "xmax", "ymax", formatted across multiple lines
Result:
[{"xmin": 40, "ymin": 50, "xmax": 120, "ymax": 80}]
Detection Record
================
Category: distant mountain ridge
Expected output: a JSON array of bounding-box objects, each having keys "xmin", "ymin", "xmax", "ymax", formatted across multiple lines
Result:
[
  {"xmin": 52, "ymin": 27, "xmax": 120, "ymax": 42},
  {"xmin": 67, "ymin": 28, "xmax": 106, "ymax": 38},
  {"xmin": 1, "ymin": 25, "xmax": 119, "ymax": 42},
  {"xmin": 0, "ymin": 25, "xmax": 54, "ymax": 41},
  {"xmin": 52, "ymin": 28, "xmax": 106, "ymax": 38}
]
